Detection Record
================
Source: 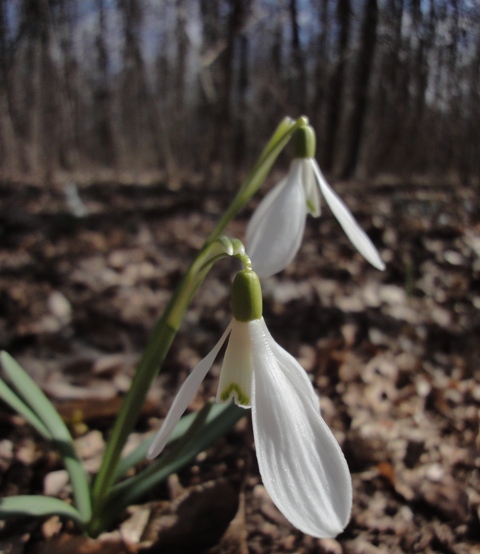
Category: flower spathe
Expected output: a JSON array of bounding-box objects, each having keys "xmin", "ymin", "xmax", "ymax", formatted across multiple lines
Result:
[
  {"xmin": 246, "ymin": 157, "xmax": 385, "ymax": 278},
  {"xmin": 147, "ymin": 316, "xmax": 352, "ymax": 538}
]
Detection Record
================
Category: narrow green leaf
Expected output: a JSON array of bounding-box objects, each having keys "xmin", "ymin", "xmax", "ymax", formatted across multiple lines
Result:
[
  {"xmin": 0, "ymin": 352, "xmax": 92, "ymax": 522},
  {"xmin": 0, "ymin": 351, "xmax": 68, "ymax": 437},
  {"xmin": 115, "ymin": 408, "xmax": 202, "ymax": 481},
  {"xmin": 0, "ymin": 379, "xmax": 52, "ymax": 439},
  {"xmin": 96, "ymin": 403, "xmax": 245, "ymax": 532},
  {"xmin": 0, "ymin": 495, "xmax": 85, "ymax": 528}
]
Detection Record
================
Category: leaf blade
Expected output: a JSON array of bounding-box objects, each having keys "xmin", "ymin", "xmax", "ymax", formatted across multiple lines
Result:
[
  {"xmin": 0, "ymin": 379, "xmax": 52, "ymax": 439},
  {"xmin": 0, "ymin": 352, "xmax": 92, "ymax": 522},
  {"xmin": 0, "ymin": 495, "xmax": 86, "ymax": 528}
]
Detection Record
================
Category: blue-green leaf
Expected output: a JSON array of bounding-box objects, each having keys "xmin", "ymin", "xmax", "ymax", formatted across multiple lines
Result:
[
  {"xmin": 0, "ymin": 379, "xmax": 51, "ymax": 439},
  {"xmin": 0, "ymin": 352, "xmax": 92, "ymax": 522}
]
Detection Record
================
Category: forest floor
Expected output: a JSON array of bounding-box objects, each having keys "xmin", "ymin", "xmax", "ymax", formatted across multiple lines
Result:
[{"xmin": 0, "ymin": 174, "xmax": 479, "ymax": 553}]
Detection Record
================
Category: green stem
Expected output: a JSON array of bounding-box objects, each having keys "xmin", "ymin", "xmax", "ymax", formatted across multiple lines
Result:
[
  {"xmin": 89, "ymin": 281, "xmax": 185, "ymax": 534},
  {"xmin": 89, "ymin": 116, "xmax": 306, "ymax": 535},
  {"xmin": 90, "ymin": 241, "xmax": 234, "ymax": 534}
]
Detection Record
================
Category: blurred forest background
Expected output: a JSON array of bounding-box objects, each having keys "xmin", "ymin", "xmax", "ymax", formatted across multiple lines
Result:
[{"xmin": 0, "ymin": 0, "xmax": 479, "ymax": 184}]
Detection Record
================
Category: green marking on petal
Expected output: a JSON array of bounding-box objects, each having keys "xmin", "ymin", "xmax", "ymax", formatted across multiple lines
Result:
[
  {"xmin": 306, "ymin": 198, "xmax": 316, "ymax": 214},
  {"xmin": 219, "ymin": 383, "xmax": 251, "ymax": 406}
]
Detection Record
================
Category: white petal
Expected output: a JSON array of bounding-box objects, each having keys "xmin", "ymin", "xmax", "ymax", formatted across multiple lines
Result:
[
  {"xmin": 217, "ymin": 319, "xmax": 253, "ymax": 407},
  {"xmin": 259, "ymin": 319, "xmax": 320, "ymax": 411},
  {"xmin": 249, "ymin": 319, "xmax": 352, "ymax": 538},
  {"xmin": 246, "ymin": 176, "xmax": 289, "ymax": 243},
  {"xmin": 301, "ymin": 160, "xmax": 321, "ymax": 217},
  {"xmin": 246, "ymin": 160, "xmax": 307, "ymax": 278},
  {"xmin": 147, "ymin": 322, "xmax": 232, "ymax": 459},
  {"xmin": 311, "ymin": 160, "xmax": 385, "ymax": 270}
]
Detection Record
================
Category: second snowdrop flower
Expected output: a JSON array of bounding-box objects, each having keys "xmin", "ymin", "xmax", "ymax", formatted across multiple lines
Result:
[
  {"xmin": 147, "ymin": 268, "xmax": 352, "ymax": 538},
  {"xmin": 246, "ymin": 125, "xmax": 385, "ymax": 277}
]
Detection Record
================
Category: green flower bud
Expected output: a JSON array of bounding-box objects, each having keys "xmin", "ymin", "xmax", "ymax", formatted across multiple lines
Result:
[
  {"xmin": 231, "ymin": 270, "xmax": 263, "ymax": 322},
  {"xmin": 293, "ymin": 125, "xmax": 316, "ymax": 159}
]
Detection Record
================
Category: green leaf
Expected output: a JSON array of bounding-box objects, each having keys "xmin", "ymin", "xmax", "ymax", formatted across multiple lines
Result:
[
  {"xmin": 0, "ymin": 379, "xmax": 51, "ymax": 439},
  {"xmin": 93, "ymin": 402, "xmax": 245, "ymax": 533},
  {"xmin": 0, "ymin": 351, "xmax": 68, "ymax": 437},
  {"xmin": 115, "ymin": 408, "xmax": 203, "ymax": 481},
  {"xmin": 0, "ymin": 352, "xmax": 92, "ymax": 522},
  {"xmin": 0, "ymin": 495, "xmax": 86, "ymax": 528}
]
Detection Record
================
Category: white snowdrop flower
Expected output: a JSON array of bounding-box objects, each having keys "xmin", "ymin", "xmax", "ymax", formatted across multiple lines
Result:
[
  {"xmin": 246, "ymin": 126, "xmax": 385, "ymax": 277},
  {"xmin": 147, "ymin": 269, "xmax": 352, "ymax": 538}
]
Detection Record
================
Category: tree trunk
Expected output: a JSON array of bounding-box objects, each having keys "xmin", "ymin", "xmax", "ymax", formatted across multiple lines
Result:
[
  {"xmin": 288, "ymin": 0, "xmax": 307, "ymax": 113},
  {"xmin": 94, "ymin": 0, "xmax": 117, "ymax": 167},
  {"xmin": 322, "ymin": 0, "xmax": 350, "ymax": 172},
  {"xmin": 340, "ymin": 0, "xmax": 378, "ymax": 178},
  {"xmin": 175, "ymin": 0, "xmax": 188, "ymax": 112},
  {"xmin": 0, "ymin": 0, "xmax": 18, "ymax": 175},
  {"xmin": 312, "ymin": 0, "xmax": 330, "ymax": 142}
]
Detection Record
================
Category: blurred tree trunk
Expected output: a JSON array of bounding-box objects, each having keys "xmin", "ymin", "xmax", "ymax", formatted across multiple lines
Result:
[
  {"xmin": 443, "ymin": 0, "xmax": 461, "ymax": 174},
  {"xmin": 206, "ymin": 0, "xmax": 249, "ymax": 169},
  {"xmin": 118, "ymin": 0, "xmax": 143, "ymax": 168},
  {"xmin": 118, "ymin": 0, "xmax": 161, "ymax": 170},
  {"xmin": 233, "ymin": 32, "xmax": 249, "ymax": 167},
  {"xmin": 57, "ymin": 0, "xmax": 80, "ymax": 170},
  {"xmin": 34, "ymin": 0, "xmax": 62, "ymax": 181},
  {"xmin": 322, "ymin": 0, "xmax": 350, "ymax": 172},
  {"xmin": 288, "ymin": 0, "xmax": 307, "ymax": 113},
  {"xmin": 198, "ymin": 0, "xmax": 221, "ymax": 165},
  {"xmin": 93, "ymin": 0, "xmax": 117, "ymax": 167},
  {"xmin": 460, "ymin": 21, "xmax": 480, "ymax": 183},
  {"xmin": 0, "ymin": 0, "xmax": 18, "ymax": 175},
  {"xmin": 365, "ymin": 0, "xmax": 404, "ymax": 175},
  {"xmin": 409, "ymin": 0, "xmax": 431, "ymax": 130},
  {"xmin": 403, "ymin": 0, "xmax": 435, "ymax": 174},
  {"xmin": 175, "ymin": 0, "xmax": 188, "ymax": 113},
  {"xmin": 312, "ymin": 0, "xmax": 330, "ymax": 145},
  {"xmin": 218, "ymin": 0, "xmax": 248, "ymax": 145},
  {"xmin": 340, "ymin": 0, "xmax": 378, "ymax": 178},
  {"xmin": 260, "ymin": 12, "xmax": 285, "ymax": 130}
]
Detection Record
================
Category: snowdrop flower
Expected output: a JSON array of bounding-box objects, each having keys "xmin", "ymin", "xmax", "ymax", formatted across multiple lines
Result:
[
  {"xmin": 148, "ymin": 269, "xmax": 352, "ymax": 538},
  {"xmin": 246, "ymin": 126, "xmax": 385, "ymax": 277}
]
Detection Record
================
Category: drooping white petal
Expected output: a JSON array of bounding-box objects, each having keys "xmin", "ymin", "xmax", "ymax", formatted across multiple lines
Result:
[
  {"xmin": 311, "ymin": 160, "xmax": 385, "ymax": 271},
  {"xmin": 147, "ymin": 322, "xmax": 232, "ymax": 459},
  {"xmin": 217, "ymin": 319, "xmax": 253, "ymax": 407},
  {"xmin": 258, "ymin": 318, "xmax": 320, "ymax": 411},
  {"xmin": 249, "ymin": 318, "xmax": 352, "ymax": 538},
  {"xmin": 301, "ymin": 160, "xmax": 321, "ymax": 217},
  {"xmin": 246, "ymin": 160, "xmax": 307, "ymax": 278},
  {"xmin": 246, "ymin": 176, "xmax": 289, "ymax": 242}
]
